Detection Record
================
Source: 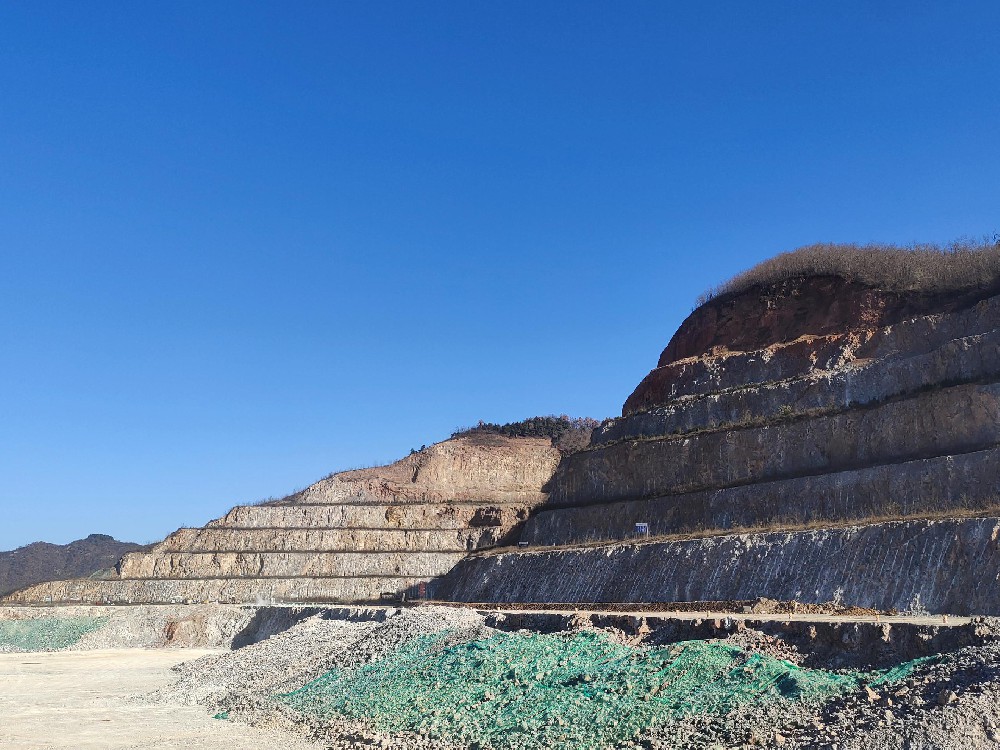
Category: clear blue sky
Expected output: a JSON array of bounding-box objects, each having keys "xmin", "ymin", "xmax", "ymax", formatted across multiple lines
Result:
[{"xmin": 2, "ymin": 2, "xmax": 998, "ymax": 549}]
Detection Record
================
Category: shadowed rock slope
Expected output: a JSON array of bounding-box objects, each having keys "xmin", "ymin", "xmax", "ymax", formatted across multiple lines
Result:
[
  {"xmin": 4, "ymin": 435, "xmax": 560, "ymax": 604},
  {"xmin": 437, "ymin": 272, "xmax": 1000, "ymax": 614}
]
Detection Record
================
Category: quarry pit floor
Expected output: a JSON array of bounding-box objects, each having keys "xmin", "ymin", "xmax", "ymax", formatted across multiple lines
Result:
[
  {"xmin": 1, "ymin": 604, "xmax": 996, "ymax": 749},
  {"xmin": 0, "ymin": 648, "xmax": 325, "ymax": 750}
]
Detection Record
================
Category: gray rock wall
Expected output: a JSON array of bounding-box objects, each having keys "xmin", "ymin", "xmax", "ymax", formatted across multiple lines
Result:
[
  {"xmin": 595, "ymin": 329, "xmax": 1000, "ymax": 446},
  {"xmin": 155, "ymin": 526, "xmax": 503, "ymax": 553},
  {"xmin": 625, "ymin": 293, "xmax": 1000, "ymax": 404},
  {"xmin": 438, "ymin": 517, "xmax": 1000, "ymax": 615},
  {"xmin": 524, "ymin": 447, "xmax": 1000, "ymax": 545},
  {"xmin": 551, "ymin": 382, "xmax": 1000, "ymax": 507},
  {"xmin": 4, "ymin": 575, "xmax": 433, "ymax": 605},
  {"xmin": 208, "ymin": 502, "xmax": 529, "ymax": 530}
]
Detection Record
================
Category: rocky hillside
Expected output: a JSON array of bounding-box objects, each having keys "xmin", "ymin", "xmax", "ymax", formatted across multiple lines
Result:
[
  {"xmin": 3, "ymin": 434, "xmax": 562, "ymax": 605},
  {"xmin": 438, "ymin": 244, "xmax": 1000, "ymax": 614},
  {"xmin": 11, "ymin": 242, "xmax": 1000, "ymax": 614},
  {"xmin": 0, "ymin": 534, "xmax": 149, "ymax": 597}
]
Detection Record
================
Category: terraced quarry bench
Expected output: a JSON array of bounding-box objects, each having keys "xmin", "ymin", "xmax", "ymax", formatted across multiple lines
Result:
[
  {"xmin": 4, "ymin": 435, "xmax": 561, "ymax": 605},
  {"xmin": 437, "ymin": 277, "xmax": 1000, "ymax": 614}
]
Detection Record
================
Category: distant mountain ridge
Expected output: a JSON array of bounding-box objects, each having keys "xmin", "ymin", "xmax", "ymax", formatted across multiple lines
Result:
[{"xmin": 0, "ymin": 534, "xmax": 150, "ymax": 597}]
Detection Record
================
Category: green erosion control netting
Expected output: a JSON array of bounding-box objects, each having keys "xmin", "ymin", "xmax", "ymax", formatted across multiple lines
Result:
[
  {"xmin": 279, "ymin": 630, "xmax": 936, "ymax": 750},
  {"xmin": 0, "ymin": 617, "xmax": 108, "ymax": 651}
]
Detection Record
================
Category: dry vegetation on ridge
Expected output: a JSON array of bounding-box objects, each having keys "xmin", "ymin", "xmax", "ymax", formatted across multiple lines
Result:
[
  {"xmin": 451, "ymin": 415, "xmax": 600, "ymax": 455},
  {"xmin": 698, "ymin": 238, "xmax": 1000, "ymax": 306}
]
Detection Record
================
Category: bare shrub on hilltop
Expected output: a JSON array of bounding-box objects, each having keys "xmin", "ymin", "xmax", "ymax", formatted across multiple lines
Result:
[{"xmin": 697, "ymin": 237, "xmax": 1000, "ymax": 307}]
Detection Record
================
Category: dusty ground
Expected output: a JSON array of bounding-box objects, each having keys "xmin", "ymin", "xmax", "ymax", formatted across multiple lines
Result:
[{"xmin": 0, "ymin": 648, "xmax": 325, "ymax": 750}]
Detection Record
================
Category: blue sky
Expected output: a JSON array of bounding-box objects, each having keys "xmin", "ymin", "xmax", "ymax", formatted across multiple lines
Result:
[{"xmin": 1, "ymin": 2, "xmax": 998, "ymax": 549}]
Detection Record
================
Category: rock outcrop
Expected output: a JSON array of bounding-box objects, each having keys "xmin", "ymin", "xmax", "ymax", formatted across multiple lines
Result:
[
  {"xmin": 438, "ymin": 517, "xmax": 1000, "ymax": 614},
  {"xmin": 437, "ymin": 277, "xmax": 1000, "ymax": 613},
  {"xmin": 12, "ymin": 259, "xmax": 1000, "ymax": 614},
  {"xmin": 3, "ymin": 436, "xmax": 560, "ymax": 605}
]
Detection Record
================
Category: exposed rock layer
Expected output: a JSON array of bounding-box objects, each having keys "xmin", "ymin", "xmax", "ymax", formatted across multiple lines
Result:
[
  {"xmin": 625, "ymin": 281, "xmax": 1000, "ymax": 415},
  {"xmin": 441, "ymin": 281, "xmax": 1000, "ymax": 613},
  {"xmin": 4, "ymin": 436, "xmax": 559, "ymax": 605},
  {"xmin": 639, "ymin": 276, "xmax": 997, "ymax": 406},
  {"xmin": 523, "ymin": 447, "xmax": 1000, "ymax": 546},
  {"xmin": 2, "ymin": 576, "xmax": 430, "ymax": 605},
  {"xmin": 437, "ymin": 517, "xmax": 1000, "ymax": 615},
  {"xmin": 11, "ymin": 275, "xmax": 1000, "ymax": 613}
]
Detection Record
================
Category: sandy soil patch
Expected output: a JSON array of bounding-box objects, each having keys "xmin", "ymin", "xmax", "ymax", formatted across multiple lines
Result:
[{"xmin": 0, "ymin": 648, "xmax": 325, "ymax": 750}]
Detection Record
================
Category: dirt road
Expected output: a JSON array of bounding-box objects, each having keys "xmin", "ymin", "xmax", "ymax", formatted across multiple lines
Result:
[{"xmin": 0, "ymin": 649, "xmax": 324, "ymax": 750}]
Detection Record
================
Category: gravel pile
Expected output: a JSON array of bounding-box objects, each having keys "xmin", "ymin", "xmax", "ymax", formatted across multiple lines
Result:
[
  {"xmin": 156, "ymin": 606, "xmax": 958, "ymax": 750},
  {"xmin": 139, "ymin": 605, "xmax": 1000, "ymax": 749},
  {"xmin": 154, "ymin": 615, "xmax": 377, "ymax": 707},
  {"xmin": 156, "ymin": 606, "xmax": 486, "ymax": 750},
  {"xmin": 280, "ymin": 627, "xmax": 875, "ymax": 750},
  {"xmin": 783, "ymin": 641, "xmax": 1000, "ymax": 749},
  {"xmin": 159, "ymin": 606, "xmax": 489, "ymax": 707},
  {"xmin": 636, "ymin": 642, "xmax": 1000, "ymax": 749}
]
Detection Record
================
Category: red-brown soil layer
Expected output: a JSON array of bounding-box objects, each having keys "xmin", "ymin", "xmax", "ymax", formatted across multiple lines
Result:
[{"xmin": 624, "ymin": 276, "xmax": 998, "ymax": 416}]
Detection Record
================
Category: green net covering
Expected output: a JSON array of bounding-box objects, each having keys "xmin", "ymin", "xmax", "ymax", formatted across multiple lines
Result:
[
  {"xmin": 0, "ymin": 617, "xmax": 108, "ymax": 651},
  {"xmin": 279, "ymin": 630, "xmax": 935, "ymax": 750}
]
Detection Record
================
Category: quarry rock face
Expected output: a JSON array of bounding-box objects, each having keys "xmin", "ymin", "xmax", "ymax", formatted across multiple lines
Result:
[
  {"xmin": 634, "ymin": 275, "xmax": 998, "ymax": 406},
  {"xmin": 11, "ymin": 274, "xmax": 1000, "ymax": 614},
  {"xmin": 438, "ymin": 280, "xmax": 1000, "ymax": 613},
  {"xmin": 3, "ymin": 436, "xmax": 560, "ymax": 605},
  {"xmin": 438, "ymin": 517, "xmax": 1000, "ymax": 614}
]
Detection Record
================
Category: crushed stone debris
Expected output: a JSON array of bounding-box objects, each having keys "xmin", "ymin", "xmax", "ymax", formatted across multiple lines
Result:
[
  {"xmin": 10, "ymin": 603, "xmax": 1000, "ymax": 748},
  {"xmin": 145, "ymin": 605, "xmax": 1000, "ymax": 750}
]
